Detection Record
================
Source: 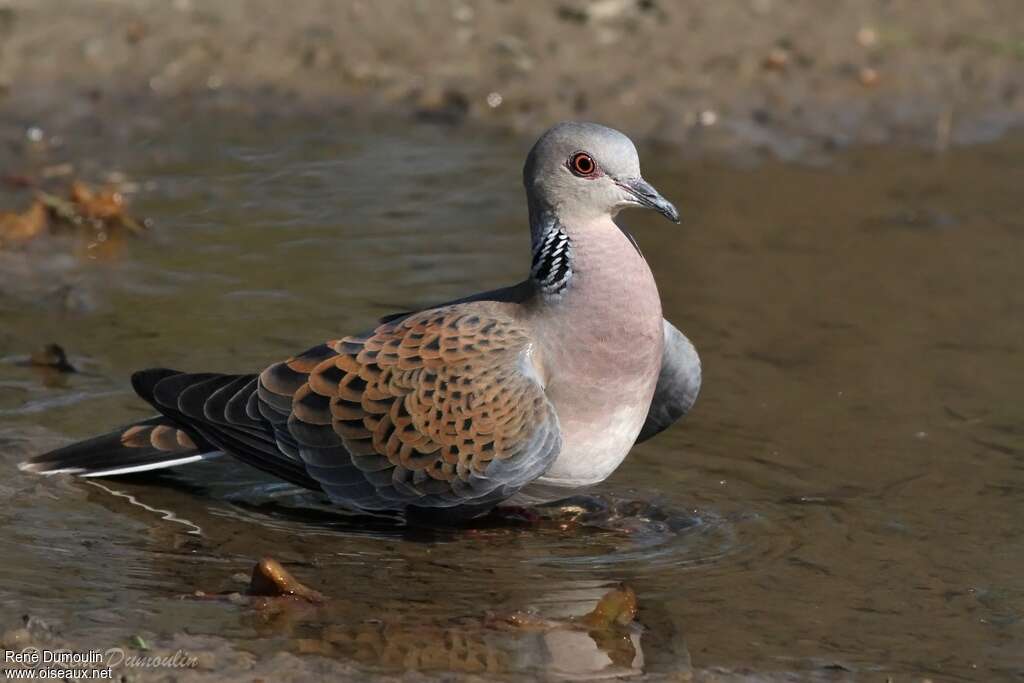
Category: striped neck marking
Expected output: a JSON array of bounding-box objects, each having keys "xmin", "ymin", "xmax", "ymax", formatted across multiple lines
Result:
[{"xmin": 531, "ymin": 223, "xmax": 573, "ymax": 295}]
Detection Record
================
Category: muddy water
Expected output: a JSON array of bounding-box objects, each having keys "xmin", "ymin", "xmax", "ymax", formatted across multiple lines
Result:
[{"xmin": 0, "ymin": 117, "xmax": 1022, "ymax": 681}]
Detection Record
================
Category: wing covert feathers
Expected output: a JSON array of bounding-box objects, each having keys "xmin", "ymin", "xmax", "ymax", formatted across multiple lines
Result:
[{"xmin": 261, "ymin": 305, "xmax": 561, "ymax": 510}]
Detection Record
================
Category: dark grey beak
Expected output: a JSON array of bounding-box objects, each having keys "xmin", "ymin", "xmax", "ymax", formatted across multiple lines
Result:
[{"xmin": 616, "ymin": 177, "xmax": 680, "ymax": 223}]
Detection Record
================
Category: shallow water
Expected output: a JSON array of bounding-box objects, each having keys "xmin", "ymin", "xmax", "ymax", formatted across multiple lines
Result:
[{"xmin": 0, "ymin": 116, "xmax": 1022, "ymax": 681}]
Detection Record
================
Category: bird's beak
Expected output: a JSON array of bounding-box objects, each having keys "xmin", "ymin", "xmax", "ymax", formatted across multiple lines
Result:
[{"xmin": 616, "ymin": 177, "xmax": 680, "ymax": 224}]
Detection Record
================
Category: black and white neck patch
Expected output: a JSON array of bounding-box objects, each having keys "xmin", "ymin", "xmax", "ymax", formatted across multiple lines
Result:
[{"xmin": 530, "ymin": 222, "xmax": 573, "ymax": 296}]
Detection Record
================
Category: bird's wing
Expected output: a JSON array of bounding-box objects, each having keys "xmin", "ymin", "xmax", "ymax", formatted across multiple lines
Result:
[
  {"xmin": 636, "ymin": 318, "xmax": 701, "ymax": 443},
  {"xmin": 129, "ymin": 369, "xmax": 324, "ymax": 489},
  {"xmin": 259, "ymin": 303, "xmax": 562, "ymax": 510}
]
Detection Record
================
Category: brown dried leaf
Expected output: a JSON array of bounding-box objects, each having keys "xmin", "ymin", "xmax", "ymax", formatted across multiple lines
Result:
[
  {"xmin": 36, "ymin": 180, "xmax": 146, "ymax": 247},
  {"xmin": 0, "ymin": 201, "xmax": 48, "ymax": 247},
  {"xmin": 576, "ymin": 584, "xmax": 638, "ymax": 630},
  {"xmin": 28, "ymin": 343, "xmax": 76, "ymax": 373},
  {"xmin": 248, "ymin": 557, "xmax": 326, "ymax": 603},
  {"xmin": 70, "ymin": 181, "xmax": 124, "ymax": 220}
]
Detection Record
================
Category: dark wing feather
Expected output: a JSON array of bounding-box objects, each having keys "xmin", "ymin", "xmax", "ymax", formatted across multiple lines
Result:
[
  {"xmin": 131, "ymin": 368, "xmax": 322, "ymax": 490},
  {"xmin": 637, "ymin": 319, "xmax": 701, "ymax": 443},
  {"xmin": 19, "ymin": 415, "xmax": 207, "ymax": 476}
]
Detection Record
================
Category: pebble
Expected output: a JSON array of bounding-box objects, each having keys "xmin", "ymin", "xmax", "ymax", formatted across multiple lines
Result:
[
  {"xmin": 763, "ymin": 47, "xmax": 790, "ymax": 71},
  {"xmin": 857, "ymin": 27, "xmax": 878, "ymax": 47},
  {"xmin": 858, "ymin": 66, "xmax": 880, "ymax": 87},
  {"xmin": 1, "ymin": 628, "xmax": 32, "ymax": 648}
]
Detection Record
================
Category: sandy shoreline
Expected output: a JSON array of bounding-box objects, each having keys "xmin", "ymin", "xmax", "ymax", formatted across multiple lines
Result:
[{"xmin": 1, "ymin": 0, "xmax": 1022, "ymax": 157}]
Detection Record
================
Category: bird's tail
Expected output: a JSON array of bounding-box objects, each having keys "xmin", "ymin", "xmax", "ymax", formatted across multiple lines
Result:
[{"xmin": 19, "ymin": 416, "xmax": 221, "ymax": 477}]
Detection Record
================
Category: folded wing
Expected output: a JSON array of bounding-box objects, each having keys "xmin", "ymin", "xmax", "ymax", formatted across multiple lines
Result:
[
  {"xmin": 637, "ymin": 318, "xmax": 702, "ymax": 443},
  {"xmin": 261, "ymin": 304, "xmax": 562, "ymax": 510}
]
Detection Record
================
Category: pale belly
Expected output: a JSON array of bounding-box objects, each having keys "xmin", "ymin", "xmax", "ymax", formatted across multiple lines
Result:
[
  {"xmin": 513, "ymin": 307, "xmax": 662, "ymax": 503},
  {"xmin": 511, "ymin": 398, "xmax": 652, "ymax": 505},
  {"xmin": 518, "ymin": 300, "xmax": 662, "ymax": 501},
  {"xmin": 542, "ymin": 402, "xmax": 649, "ymax": 485}
]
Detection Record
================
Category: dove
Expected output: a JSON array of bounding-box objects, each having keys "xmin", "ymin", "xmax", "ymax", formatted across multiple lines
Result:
[{"xmin": 20, "ymin": 122, "xmax": 701, "ymax": 519}]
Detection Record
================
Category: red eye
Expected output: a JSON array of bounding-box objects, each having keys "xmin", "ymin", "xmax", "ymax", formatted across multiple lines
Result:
[{"xmin": 569, "ymin": 152, "xmax": 597, "ymax": 177}]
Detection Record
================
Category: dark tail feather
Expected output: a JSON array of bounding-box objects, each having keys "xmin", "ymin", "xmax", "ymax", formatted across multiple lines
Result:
[{"xmin": 19, "ymin": 415, "xmax": 221, "ymax": 477}]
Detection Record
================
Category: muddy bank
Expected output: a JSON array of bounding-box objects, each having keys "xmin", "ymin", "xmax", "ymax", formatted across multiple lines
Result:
[{"xmin": 1, "ymin": 0, "xmax": 1023, "ymax": 157}]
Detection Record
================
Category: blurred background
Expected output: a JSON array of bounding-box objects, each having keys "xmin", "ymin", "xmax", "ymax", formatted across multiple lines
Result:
[
  {"xmin": 1, "ymin": 0, "xmax": 1023, "ymax": 154},
  {"xmin": 0, "ymin": 1, "xmax": 1022, "ymax": 682}
]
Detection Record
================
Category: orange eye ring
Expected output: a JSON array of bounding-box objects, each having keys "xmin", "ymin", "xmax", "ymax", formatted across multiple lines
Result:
[{"xmin": 569, "ymin": 152, "xmax": 598, "ymax": 177}]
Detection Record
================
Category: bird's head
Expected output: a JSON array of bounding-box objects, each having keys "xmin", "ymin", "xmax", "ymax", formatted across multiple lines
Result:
[{"xmin": 523, "ymin": 121, "xmax": 679, "ymax": 224}]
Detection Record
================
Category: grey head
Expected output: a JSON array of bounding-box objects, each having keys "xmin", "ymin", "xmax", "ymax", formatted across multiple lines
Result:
[{"xmin": 523, "ymin": 121, "xmax": 679, "ymax": 225}]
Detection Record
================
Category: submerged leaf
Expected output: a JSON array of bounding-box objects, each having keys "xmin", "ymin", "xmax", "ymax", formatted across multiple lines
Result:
[{"xmin": 576, "ymin": 583, "xmax": 638, "ymax": 629}]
